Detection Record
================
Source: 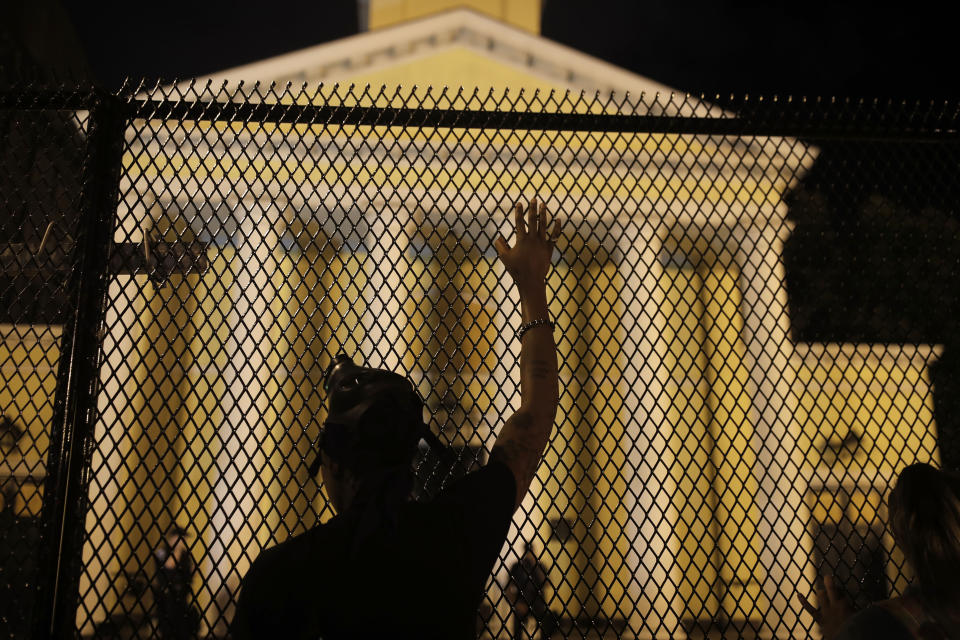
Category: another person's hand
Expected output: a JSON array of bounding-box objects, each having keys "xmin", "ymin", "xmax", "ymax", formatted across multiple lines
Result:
[
  {"xmin": 494, "ymin": 197, "xmax": 561, "ymax": 290},
  {"xmin": 798, "ymin": 575, "xmax": 853, "ymax": 639}
]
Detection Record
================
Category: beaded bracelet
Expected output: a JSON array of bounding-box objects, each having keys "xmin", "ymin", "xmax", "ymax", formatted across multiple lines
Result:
[{"xmin": 517, "ymin": 318, "xmax": 554, "ymax": 341}]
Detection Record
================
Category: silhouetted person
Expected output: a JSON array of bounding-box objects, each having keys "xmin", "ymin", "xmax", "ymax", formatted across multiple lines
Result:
[
  {"xmin": 154, "ymin": 526, "xmax": 200, "ymax": 640},
  {"xmin": 231, "ymin": 198, "xmax": 562, "ymax": 639},
  {"xmin": 507, "ymin": 542, "xmax": 559, "ymax": 639},
  {"xmin": 800, "ymin": 462, "xmax": 960, "ymax": 639}
]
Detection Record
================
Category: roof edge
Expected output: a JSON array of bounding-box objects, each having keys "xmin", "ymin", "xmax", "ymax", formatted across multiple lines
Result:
[{"xmin": 188, "ymin": 7, "xmax": 687, "ymax": 102}]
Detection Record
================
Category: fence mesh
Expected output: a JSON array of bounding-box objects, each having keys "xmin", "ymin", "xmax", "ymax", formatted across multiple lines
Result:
[
  {"xmin": 1, "ymin": 89, "xmax": 97, "ymax": 640},
  {"xmin": 1, "ymin": 84, "xmax": 958, "ymax": 639}
]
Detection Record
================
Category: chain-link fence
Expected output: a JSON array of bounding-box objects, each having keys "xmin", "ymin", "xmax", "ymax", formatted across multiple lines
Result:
[{"xmin": 1, "ymin": 84, "xmax": 958, "ymax": 639}]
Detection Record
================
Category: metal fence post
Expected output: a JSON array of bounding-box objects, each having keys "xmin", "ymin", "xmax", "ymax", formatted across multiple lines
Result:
[{"xmin": 30, "ymin": 91, "xmax": 125, "ymax": 640}]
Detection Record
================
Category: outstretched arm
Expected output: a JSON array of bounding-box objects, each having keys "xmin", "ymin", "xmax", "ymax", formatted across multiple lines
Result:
[{"xmin": 492, "ymin": 197, "xmax": 561, "ymax": 511}]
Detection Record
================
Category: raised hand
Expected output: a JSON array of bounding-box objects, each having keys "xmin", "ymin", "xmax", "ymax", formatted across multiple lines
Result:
[
  {"xmin": 798, "ymin": 575, "xmax": 853, "ymax": 640},
  {"xmin": 494, "ymin": 197, "xmax": 561, "ymax": 291}
]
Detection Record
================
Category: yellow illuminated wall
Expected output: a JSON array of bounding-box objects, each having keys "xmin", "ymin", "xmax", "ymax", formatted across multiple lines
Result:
[
  {"xmin": 0, "ymin": 325, "xmax": 59, "ymax": 518},
  {"xmin": 345, "ymin": 48, "xmax": 560, "ymax": 97},
  {"xmin": 402, "ymin": 230, "xmax": 499, "ymax": 444},
  {"xmin": 369, "ymin": 0, "xmax": 541, "ymax": 34},
  {"xmin": 658, "ymin": 246, "xmax": 766, "ymax": 624},
  {"xmin": 537, "ymin": 239, "xmax": 632, "ymax": 621},
  {"xmin": 793, "ymin": 347, "xmax": 940, "ymax": 476},
  {"xmin": 793, "ymin": 344, "xmax": 941, "ymax": 601}
]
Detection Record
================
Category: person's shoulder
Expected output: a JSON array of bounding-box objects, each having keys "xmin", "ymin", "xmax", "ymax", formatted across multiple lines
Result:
[
  {"xmin": 836, "ymin": 602, "xmax": 913, "ymax": 640},
  {"xmin": 436, "ymin": 458, "xmax": 516, "ymax": 506}
]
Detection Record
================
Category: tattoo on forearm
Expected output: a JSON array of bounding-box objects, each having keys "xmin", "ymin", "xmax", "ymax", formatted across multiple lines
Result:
[
  {"xmin": 492, "ymin": 412, "xmax": 548, "ymax": 507},
  {"xmin": 529, "ymin": 359, "xmax": 555, "ymax": 380},
  {"xmin": 511, "ymin": 412, "xmax": 534, "ymax": 431}
]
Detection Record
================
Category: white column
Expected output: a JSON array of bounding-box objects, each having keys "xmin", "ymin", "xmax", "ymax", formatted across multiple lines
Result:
[
  {"xmin": 80, "ymin": 277, "xmax": 146, "ymax": 634},
  {"xmin": 737, "ymin": 211, "xmax": 809, "ymax": 638},
  {"xmin": 617, "ymin": 214, "xmax": 684, "ymax": 639},
  {"xmin": 204, "ymin": 202, "xmax": 282, "ymax": 636},
  {"xmin": 361, "ymin": 193, "xmax": 409, "ymax": 371},
  {"xmin": 79, "ymin": 180, "xmax": 155, "ymax": 634}
]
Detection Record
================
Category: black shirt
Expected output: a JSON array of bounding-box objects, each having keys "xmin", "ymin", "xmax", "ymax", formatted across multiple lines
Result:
[{"xmin": 231, "ymin": 459, "xmax": 516, "ymax": 640}]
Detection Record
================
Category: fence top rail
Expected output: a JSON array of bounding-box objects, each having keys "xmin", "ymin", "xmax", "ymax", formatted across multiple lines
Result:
[{"xmin": 1, "ymin": 87, "xmax": 959, "ymax": 141}]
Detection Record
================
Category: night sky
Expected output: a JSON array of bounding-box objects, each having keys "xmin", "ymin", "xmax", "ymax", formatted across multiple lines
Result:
[{"xmin": 60, "ymin": 0, "xmax": 958, "ymax": 98}]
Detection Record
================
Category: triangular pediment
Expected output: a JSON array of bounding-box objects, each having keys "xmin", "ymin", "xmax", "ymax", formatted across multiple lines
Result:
[{"xmin": 194, "ymin": 8, "xmax": 709, "ymax": 114}]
